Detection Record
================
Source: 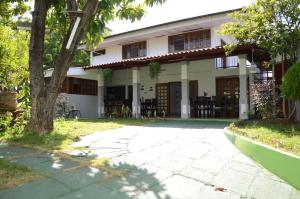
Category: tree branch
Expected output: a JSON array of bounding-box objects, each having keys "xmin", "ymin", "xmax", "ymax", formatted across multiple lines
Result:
[
  {"xmin": 67, "ymin": 0, "xmax": 78, "ymax": 23},
  {"xmin": 48, "ymin": 0, "xmax": 99, "ymax": 101}
]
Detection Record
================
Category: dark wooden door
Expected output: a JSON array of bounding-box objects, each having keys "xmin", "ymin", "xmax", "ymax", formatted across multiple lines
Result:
[
  {"xmin": 189, "ymin": 80, "xmax": 198, "ymax": 101},
  {"xmin": 216, "ymin": 77, "xmax": 239, "ymax": 118},
  {"xmin": 216, "ymin": 77, "xmax": 239, "ymax": 98},
  {"xmin": 128, "ymin": 85, "xmax": 133, "ymax": 100},
  {"xmin": 189, "ymin": 80, "xmax": 198, "ymax": 118},
  {"xmin": 170, "ymin": 82, "xmax": 181, "ymax": 117},
  {"xmin": 156, "ymin": 83, "xmax": 169, "ymax": 116}
]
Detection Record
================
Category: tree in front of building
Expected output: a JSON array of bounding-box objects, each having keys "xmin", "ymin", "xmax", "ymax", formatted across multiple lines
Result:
[
  {"xmin": 220, "ymin": 0, "xmax": 300, "ymax": 119},
  {"xmin": 26, "ymin": 0, "xmax": 165, "ymax": 134}
]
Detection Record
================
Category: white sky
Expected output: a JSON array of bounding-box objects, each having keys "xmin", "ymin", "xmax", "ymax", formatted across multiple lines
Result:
[
  {"xmin": 27, "ymin": 0, "xmax": 255, "ymax": 35},
  {"xmin": 108, "ymin": 0, "xmax": 256, "ymax": 35}
]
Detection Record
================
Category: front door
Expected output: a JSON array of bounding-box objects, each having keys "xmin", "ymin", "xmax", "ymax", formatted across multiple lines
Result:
[
  {"xmin": 156, "ymin": 83, "xmax": 169, "ymax": 117},
  {"xmin": 170, "ymin": 82, "xmax": 181, "ymax": 117},
  {"xmin": 216, "ymin": 77, "xmax": 239, "ymax": 118}
]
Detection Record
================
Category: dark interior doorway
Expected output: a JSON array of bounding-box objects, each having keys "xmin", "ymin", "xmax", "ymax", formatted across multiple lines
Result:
[{"xmin": 169, "ymin": 82, "xmax": 181, "ymax": 117}]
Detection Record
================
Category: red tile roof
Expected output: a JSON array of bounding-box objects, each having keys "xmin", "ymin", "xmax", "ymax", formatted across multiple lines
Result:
[{"xmin": 84, "ymin": 45, "xmax": 255, "ymax": 70}]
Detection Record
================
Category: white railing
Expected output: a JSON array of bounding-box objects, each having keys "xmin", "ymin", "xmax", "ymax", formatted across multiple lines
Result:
[{"xmin": 215, "ymin": 56, "xmax": 239, "ymax": 69}]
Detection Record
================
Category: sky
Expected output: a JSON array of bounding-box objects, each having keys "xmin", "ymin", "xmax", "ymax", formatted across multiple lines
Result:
[
  {"xmin": 108, "ymin": 0, "xmax": 256, "ymax": 35},
  {"xmin": 26, "ymin": 0, "xmax": 255, "ymax": 35}
]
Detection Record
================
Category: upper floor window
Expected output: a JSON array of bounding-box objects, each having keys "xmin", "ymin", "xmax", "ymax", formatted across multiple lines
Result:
[
  {"xmin": 168, "ymin": 30, "xmax": 211, "ymax": 52},
  {"xmin": 122, "ymin": 41, "xmax": 147, "ymax": 59}
]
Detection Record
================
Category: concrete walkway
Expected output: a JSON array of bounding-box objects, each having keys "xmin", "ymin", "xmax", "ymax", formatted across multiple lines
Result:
[{"xmin": 0, "ymin": 120, "xmax": 299, "ymax": 199}]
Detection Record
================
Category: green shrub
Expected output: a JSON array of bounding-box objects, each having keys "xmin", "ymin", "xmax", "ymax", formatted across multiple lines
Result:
[
  {"xmin": 0, "ymin": 112, "xmax": 13, "ymax": 132},
  {"xmin": 281, "ymin": 62, "xmax": 300, "ymax": 101}
]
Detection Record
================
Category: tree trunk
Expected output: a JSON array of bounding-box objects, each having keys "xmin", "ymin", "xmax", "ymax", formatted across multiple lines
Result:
[
  {"xmin": 26, "ymin": 0, "xmax": 99, "ymax": 135},
  {"xmin": 281, "ymin": 55, "xmax": 286, "ymax": 118},
  {"xmin": 26, "ymin": 0, "xmax": 51, "ymax": 134},
  {"xmin": 271, "ymin": 63, "xmax": 276, "ymax": 118}
]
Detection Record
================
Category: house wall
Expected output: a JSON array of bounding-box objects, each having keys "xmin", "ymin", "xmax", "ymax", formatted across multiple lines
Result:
[
  {"xmin": 147, "ymin": 36, "xmax": 169, "ymax": 56},
  {"xmin": 103, "ymin": 58, "xmax": 240, "ymax": 100},
  {"xmin": 92, "ymin": 27, "xmax": 232, "ymax": 66},
  {"xmin": 67, "ymin": 94, "xmax": 98, "ymax": 118},
  {"xmin": 93, "ymin": 45, "xmax": 122, "ymax": 65}
]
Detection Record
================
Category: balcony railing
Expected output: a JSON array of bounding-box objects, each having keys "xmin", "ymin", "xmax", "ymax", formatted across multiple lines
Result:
[{"xmin": 215, "ymin": 56, "xmax": 239, "ymax": 69}]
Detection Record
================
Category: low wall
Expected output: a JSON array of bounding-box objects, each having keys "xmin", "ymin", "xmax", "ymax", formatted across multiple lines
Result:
[
  {"xmin": 67, "ymin": 94, "xmax": 98, "ymax": 118},
  {"xmin": 224, "ymin": 128, "xmax": 300, "ymax": 190}
]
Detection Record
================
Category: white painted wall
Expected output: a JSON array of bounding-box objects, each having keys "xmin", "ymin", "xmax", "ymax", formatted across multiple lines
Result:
[
  {"xmin": 93, "ymin": 45, "xmax": 122, "ymax": 65},
  {"xmin": 147, "ymin": 36, "xmax": 169, "ymax": 56},
  {"xmin": 91, "ymin": 22, "xmax": 236, "ymax": 66},
  {"xmin": 67, "ymin": 94, "xmax": 98, "ymax": 118},
  {"xmin": 103, "ymin": 58, "xmax": 240, "ymax": 101}
]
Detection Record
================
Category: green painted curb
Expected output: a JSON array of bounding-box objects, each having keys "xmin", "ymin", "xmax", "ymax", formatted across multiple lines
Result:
[{"xmin": 224, "ymin": 128, "xmax": 300, "ymax": 190}]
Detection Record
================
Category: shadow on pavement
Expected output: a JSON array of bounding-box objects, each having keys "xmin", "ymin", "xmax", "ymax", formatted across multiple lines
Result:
[{"xmin": 0, "ymin": 145, "xmax": 170, "ymax": 199}]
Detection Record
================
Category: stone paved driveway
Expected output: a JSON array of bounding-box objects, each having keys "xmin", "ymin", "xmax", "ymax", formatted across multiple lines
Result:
[
  {"xmin": 71, "ymin": 120, "xmax": 300, "ymax": 199},
  {"xmin": 1, "ymin": 120, "xmax": 299, "ymax": 199}
]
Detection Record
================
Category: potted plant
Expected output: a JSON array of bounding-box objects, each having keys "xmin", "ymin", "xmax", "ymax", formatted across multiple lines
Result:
[
  {"xmin": 149, "ymin": 62, "xmax": 162, "ymax": 80},
  {"xmin": 103, "ymin": 68, "xmax": 113, "ymax": 81}
]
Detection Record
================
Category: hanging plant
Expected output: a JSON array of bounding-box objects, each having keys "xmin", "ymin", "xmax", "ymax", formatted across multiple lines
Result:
[
  {"xmin": 103, "ymin": 68, "xmax": 113, "ymax": 81},
  {"xmin": 149, "ymin": 62, "xmax": 161, "ymax": 80}
]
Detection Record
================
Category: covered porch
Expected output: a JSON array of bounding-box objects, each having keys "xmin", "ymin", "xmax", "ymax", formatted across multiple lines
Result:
[{"xmin": 85, "ymin": 45, "xmax": 264, "ymax": 120}]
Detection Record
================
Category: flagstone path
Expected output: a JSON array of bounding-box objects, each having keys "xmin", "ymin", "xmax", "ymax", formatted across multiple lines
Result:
[{"xmin": 0, "ymin": 120, "xmax": 299, "ymax": 199}]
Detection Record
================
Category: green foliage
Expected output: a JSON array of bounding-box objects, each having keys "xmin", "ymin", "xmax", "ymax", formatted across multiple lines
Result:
[
  {"xmin": 229, "ymin": 120, "xmax": 300, "ymax": 156},
  {"xmin": 121, "ymin": 105, "xmax": 131, "ymax": 118},
  {"xmin": 0, "ymin": 26, "xmax": 29, "ymax": 89},
  {"xmin": 280, "ymin": 62, "xmax": 300, "ymax": 101},
  {"xmin": 0, "ymin": 0, "xmax": 30, "ymax": 27},
  {"xmin": 46, "ymin": 0, "xmax": 166, "ymax": 50},
  {"xmin": 0, "ymin": 112, "xmax": 13, "ymax": 132},
  {"xmin": 220, "ymin": 0, "xmax": 300, "ymax": 63},
  {"xmin": 103, "ymin": 68, "xmax": 113, "ymax": 81},
  {"xmin": 43, "ymin": 31, "xmax": 89, "ymax": 67},
  {"xmin": 0, "ymin": 26, "xmax": 30, "ymax": 132},
  {"xmin": 149, "ymin": 62, "xmax": 161, "ymax": 79},
  {"xmin": 250, "ymin": 81, "xmax": 280, "ymax": 119}
]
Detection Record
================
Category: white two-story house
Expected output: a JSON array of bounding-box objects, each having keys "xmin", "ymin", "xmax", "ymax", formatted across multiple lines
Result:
[{"xmin": 47, "ymin": 9, "xmax": 268, "ymax": 119}]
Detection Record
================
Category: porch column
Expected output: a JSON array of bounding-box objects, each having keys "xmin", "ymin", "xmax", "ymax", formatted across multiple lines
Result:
[
  {"xmin": 181, "ymin": 61, "xmax": 190, "ymax": 119},
  {"xmin": 239, "ymin": 54, "xmax": 249, "ymax": 120},
  {"xmin": 132, "ymin": 67, "xmax": 141, "ymax": 118},
  {"xmin": 97, "ymin": 70, "xmax": 105, "ymax": 118}
]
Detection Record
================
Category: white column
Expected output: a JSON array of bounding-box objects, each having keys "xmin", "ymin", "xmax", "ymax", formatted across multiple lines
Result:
[
  {"xmin": 239, "ymin": 54, "xmax": 249, "ymax": 120},
  {"xmin": 181, "ymin": 61, "xmax": 190, "ymax": 119},
  {"xmin": 97, "ymin": 70, "xmax": 105, "ymax": 118},
  {"xmin": 132, "ymin": 67, "xmax": 141, "ymax": 118}
]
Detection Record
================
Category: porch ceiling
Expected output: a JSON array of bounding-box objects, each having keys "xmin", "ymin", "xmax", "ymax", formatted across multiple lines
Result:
[{"xmin": 84, "ymin": 45, "xmax": 264, "ymax": 71}]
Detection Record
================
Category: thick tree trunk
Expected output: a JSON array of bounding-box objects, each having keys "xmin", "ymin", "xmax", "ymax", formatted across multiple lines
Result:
[
  {"xmin": 26, "ymin": 0, "xmax": 99, "ymax": 135},
  {"xmin": 26, "ymin": 0, "xmax": 51, "ymax": 134}
]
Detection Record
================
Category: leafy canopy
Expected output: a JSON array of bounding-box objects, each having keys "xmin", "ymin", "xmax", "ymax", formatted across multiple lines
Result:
[
  {"xmin": 0, "ymin": 0, "xmax": 30, "ymax": 27},
  {"xmin": 220, "ymin": 0, "xmax": 300, "ymax": 63},
  {"xmin": 43, "ymin": 0, "xmax": 165, "ymax": 67}
]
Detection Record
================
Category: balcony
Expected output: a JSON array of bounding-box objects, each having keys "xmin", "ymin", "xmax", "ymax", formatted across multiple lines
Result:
[{"xmin": 215, "ymin": 56, "xmax": 239, "ymax": 69}]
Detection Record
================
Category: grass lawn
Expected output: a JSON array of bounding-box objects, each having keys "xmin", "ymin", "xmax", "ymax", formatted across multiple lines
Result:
[
  {"xmin": 0, "ymin": 159, "xmax": 44, "ymax": 190},
  {"xmin": 229, "ymin": 120, "xmax": 300, "ymax": 156},
  {"xmin": 0, "ymin": 118, "xmax": 157, "ymax": 151}
]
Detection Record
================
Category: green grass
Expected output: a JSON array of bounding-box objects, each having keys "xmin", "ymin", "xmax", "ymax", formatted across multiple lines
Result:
[
  {"xmin": 0, "ymin": 159, "xmax": 43, "ymax": 190},
  {"xmin": 229, "ymin": 120, "xmax": 300, "ymax": 156},
  {"xmin": 0, "ymin": 118, "xmax": 157, "ymax": 151}
]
